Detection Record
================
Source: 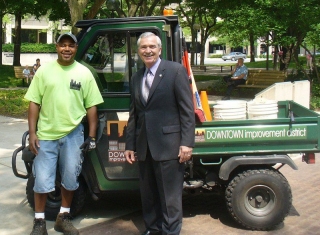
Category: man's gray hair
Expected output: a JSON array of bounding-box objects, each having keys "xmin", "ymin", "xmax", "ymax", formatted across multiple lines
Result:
[{"xmin": 137, "ymin": 32, "xmax": 162, "ymax": 48}]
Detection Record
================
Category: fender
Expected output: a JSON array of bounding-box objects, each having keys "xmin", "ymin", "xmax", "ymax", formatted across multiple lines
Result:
[{"xmin": 219, "ymin": 154, "xmax": 298, "ymax": 180}]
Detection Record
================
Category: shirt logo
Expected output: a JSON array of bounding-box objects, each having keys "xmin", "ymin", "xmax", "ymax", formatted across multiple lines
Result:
[{"xmin": 70, "ymin": 79, "xmax": 81, "ymax": 90}]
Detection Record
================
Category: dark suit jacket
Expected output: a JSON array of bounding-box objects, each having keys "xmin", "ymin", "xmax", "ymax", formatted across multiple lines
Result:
[{"xmin": 125, "ymin": 59, "xmax": 195, "ymax": 161}]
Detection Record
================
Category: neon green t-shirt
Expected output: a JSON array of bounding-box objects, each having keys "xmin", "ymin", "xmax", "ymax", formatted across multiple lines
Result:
[{"xmin": 24, "ymin": 60, "xmax": 103, "ymax": 140}]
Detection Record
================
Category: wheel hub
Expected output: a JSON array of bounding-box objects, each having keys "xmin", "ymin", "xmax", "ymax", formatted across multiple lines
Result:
[{"xmin": 245, "ymin": 185, "xmax": 276, "ymax": 216}]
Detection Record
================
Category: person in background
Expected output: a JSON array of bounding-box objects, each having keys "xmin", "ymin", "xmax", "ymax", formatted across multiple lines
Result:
[
  {"xmin": 124, "ymin": 32, "xmax": 195, "ymax": 235},
  {"xmin": 306, "ymin": 53, "xmax": 313, "ymax": 71},
  {"xmin": 33, "ymin": 58, "xmax": 41, "ymax": 74},
  {"xmin": 25, "ymin": 32, "xmax": 103, "ymax": 235},
  {"xmin": 23, "ymin": 65, "xmax": 33, "ymax": 83},
  {"xmin": 222, "ymin": 58, "xmax": 248, "ymax": 100}
]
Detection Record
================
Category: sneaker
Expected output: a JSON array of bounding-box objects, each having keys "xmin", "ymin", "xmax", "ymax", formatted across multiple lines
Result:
[
  {"xmin": 54, "ymin": 212, "xmax": 79, "ymax": 235},
  {"xmin": 30, "ymin": 218, "xmax": 48, "ymax": 235}
]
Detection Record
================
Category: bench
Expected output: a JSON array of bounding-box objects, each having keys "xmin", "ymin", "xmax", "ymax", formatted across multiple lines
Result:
[
  {"xmin": 220, "ymin": 65, "xmax": 233, "ymax": 72},
  {"xmin": 14, "ymin": 66, "xmax": 33, "ymax": 86},
  {"xmin": 192, "ymin": 65, "xmax": 207, "ymax": 72},
  {"xmin": 237, "ymin": 69, "xmax": 286, "ymax": 89},
  {"xmin": 191, "ymin": 65, "xmax": 233, "ymax": 73},
  {"xmin": 199, "ymin": 65, "xmax": 207, "ymax": 72}
]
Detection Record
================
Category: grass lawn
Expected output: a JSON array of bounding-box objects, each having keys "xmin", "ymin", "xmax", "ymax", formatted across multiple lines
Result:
[
  {"xmin": 0, "ymin": 65, "xmax": 26, "ymax": 88},
  {"xmin": 0, "ymin": 65, "xmax": 29, "ymax": 118},
  {"xmin": 0, "ymin": 88, "xmax": 29, "ymax": 119},
  {"xmin": 1, "ymin": 60, "xmax": 319, "ymax": 118},
  {"xmin": 207, "ymin": 59, "xmax": 303, "ymax": 69}
]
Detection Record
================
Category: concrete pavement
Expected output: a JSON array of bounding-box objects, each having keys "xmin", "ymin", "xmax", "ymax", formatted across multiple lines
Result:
[
  {"xmin": 0, "ymin": 115, "xmax": 140, "ymax": 235},
  {"xmin": 79, "ymin": 154, "xmax": 320, "ymax": 235},
  {"xmin": 1, "ymin": 113, "xmax": 320, "ymax": 235}
]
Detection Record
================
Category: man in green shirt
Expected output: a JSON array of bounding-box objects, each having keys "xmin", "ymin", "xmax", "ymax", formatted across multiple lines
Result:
[{"xmin": 25, "ymin": 32, "xmax": 103, "ymax": 235}]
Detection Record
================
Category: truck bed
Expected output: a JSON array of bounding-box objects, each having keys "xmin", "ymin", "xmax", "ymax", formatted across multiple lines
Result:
[{"xmin": 194, "ymin": 100, "xmax": 320, "ymax": 156}]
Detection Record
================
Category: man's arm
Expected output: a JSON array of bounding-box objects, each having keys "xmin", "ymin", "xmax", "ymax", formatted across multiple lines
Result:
[
  {"xmin": 231, "ymin": 61, "xmax": 239, "ymax": 75},
  {"xmin": 231, "ymin": 73, "xmax": 246, "ymax": 80},
  {"xmin": 86, "ymin": 106, "xmax": 98, "ymax": 138},
  {"xmin": 80, "ymin": 106, "xmax": 99, "ymax": 153},
  {"xmin": 28, "ymin": 102, "xmax": 40, "ymax": 155},
  {"xmin": 174, "ymin": 65, "xmax": 195, "ymax": 163},
  {"xmin": 125, "ymin": 78, "xmax": 137, "ymax": 164}
]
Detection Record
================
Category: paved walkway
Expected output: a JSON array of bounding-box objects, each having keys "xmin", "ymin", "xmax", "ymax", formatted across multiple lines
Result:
[
  {"xmin": 1, "ymin": 108, "xmax": 320, "ymax": 235},
  {"xmin": 0, "ymin": 115, "xmax": 141, "ymax": 235},
  {"xmin": 79, "ymin": 154, "xmax": 320, "ymax": 235}
]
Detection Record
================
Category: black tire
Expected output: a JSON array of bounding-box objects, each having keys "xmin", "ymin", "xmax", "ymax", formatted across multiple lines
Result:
[
  {"xmin": 26, "ymin": 174, "xmax": 87, "ymax": 221},
  {"xmin": 225, "ymin": 168, "xmax": 292, "ymax": 230}
]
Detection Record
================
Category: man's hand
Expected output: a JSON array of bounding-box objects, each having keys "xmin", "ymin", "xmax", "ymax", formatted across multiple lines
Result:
[
  {"xmin": 125, "ymin": 150, "xmax": 136, "ymax": 164},
  {"xmin": 80, "ymin": 136, "xmax": 96, "ymax": 152},
  {"xmin": 28, "ymin": 132, "xmax": 40, "ymax": 155},
  {"xmin": 178, "ymin": 146, "xmax": 193, "ymax": 163}
]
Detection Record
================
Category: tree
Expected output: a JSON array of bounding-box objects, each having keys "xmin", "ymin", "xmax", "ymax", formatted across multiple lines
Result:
[
  {"xmin": 216, "ymin": 0, "xmax": 272, "ymax": 63},
  {"xmin": 256, "ymin": 0, "xmax": 320, "ymax": 82},
  {"xmin": 65, "ymin": 0, "xmax": 178, "ymax": 32},
  {"xmin": 66, "ymin": 0, "xmax": 90, "ymax": 33},
  {"xmin": 0, "ymin": 10, "xmax": 5, "ymax": 65},
  {"xmin": 4, "ymin": 0, "xmax": 53, "ymax": 66},
  {"xmin": 216, "ymin": 0, "xmax": 320, "ymax": 81},
  {"xmin": 176, "ymin": 0, "xmax": 220, "ymax": 66}
]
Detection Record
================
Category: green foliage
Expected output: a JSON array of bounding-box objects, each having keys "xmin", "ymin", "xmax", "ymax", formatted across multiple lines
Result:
[
  {"xmin": 206, "ymin": 77, "xmax": 225, "ymax": 96},
  {"xmin": 310, "ymin": 82, "xmax": 320, "ymax": 110},
  {"xmin": 209, "ymin": 54, "xmax": 224, "ymax": 58},
  {"xmin": 304, "ymin": 23, "xmax": 320, "ymax": 50},
  {"xmin": 0, "ymin": 65, "xmax": 24, "ymax": 88},
  {"xmin": 194, "ymin": 75, "xmax": 220, "ymax": 82},
  {"xmin": 5, "ymin": 0, "xmax": 57, "ymax": 18},
  {"xmin": 0, "ymin": 89, "xmax": 29, "ymax": 119},
  {"xmin": 2, "ymin": 43, "xmax": 56, "ymax": 53}
]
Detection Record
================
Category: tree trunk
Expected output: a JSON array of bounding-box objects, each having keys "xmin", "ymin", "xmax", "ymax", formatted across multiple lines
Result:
[
  {"xmin": 249, "ymin": 33, "xmax": 255, "ymax": 62},
  {"xmin": 273, "ymin": 46, "xmax": 278, "ymax": 70},
  {"xmin": 279, "ymin": 46, "xmax": 287, "ymax": 71},
  {"xmin": 67, "ymin": 0, "xmax": 89, "ymax": 34},
  {"xmin": 85, "ymin": 0, "xmax": 106, "ymax": 19},
  {"xmin": 200, "ymin": 41, "xmax": 205, "ymax": 66},
  {"xmin": 13, "ymin": 12, "xmax": 22, "ymax": 66},
  {"xmin": 199, "ymin": 31, "xmax": 205, "ymax": 66},
  {"xmin": 191, "ymin": 30, "xmax": 196, "ymax": 66},
  {"xmin": 280, "ymin": 45, "xmax": 294, "ymax": 76},
  {"xmin": 0, "ymin": 12, "xmax": 3, "ymax": 65}
]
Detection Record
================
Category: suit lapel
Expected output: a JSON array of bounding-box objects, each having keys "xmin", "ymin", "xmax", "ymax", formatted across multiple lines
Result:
[
  {"xmin": 148, "ymin": 60, "xmax": 165, "ymax": 101},
  {"xmin": 135, "ymin": 69, "xmax": 146, "ymax": 105}
]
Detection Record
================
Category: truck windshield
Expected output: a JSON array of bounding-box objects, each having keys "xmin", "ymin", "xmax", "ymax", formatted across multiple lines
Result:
[{"xmin": 80, "ymin": 31, "xmax": 145, "ymax": 93}]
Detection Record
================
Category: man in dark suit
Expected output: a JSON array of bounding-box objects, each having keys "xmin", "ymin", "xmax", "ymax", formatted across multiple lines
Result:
[{"xmin": 125, "ymin": 32, "xmax": 195, "ymax": 235}]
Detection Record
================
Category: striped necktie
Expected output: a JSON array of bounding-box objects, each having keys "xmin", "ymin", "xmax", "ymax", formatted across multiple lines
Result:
[{"xmin": 143, "ymin": 69, "xmax": 153, "ymax": 102}]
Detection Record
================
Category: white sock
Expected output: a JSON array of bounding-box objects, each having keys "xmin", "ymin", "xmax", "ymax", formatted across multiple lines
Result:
[
  {"xmin": 35, "ymin": 212, "xmax": 45, "ymax": 219},
  {"xmin": 60, "ymin": 207, "xmax": 70, "ymax": 214}
]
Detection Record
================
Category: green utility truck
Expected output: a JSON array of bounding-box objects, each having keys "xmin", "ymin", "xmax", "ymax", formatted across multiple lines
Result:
[{"xmin": 12, "ymin": 15, "xmax": 318, "ymax": 230}]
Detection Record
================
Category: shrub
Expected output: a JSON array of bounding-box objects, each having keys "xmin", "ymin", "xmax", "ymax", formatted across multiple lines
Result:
[
  {"xmin": 209, "ymin": 54, "xmax": 224, "ymax": 58},
  {"xmin": 2, "ymin": 43, "xmax": 56, "ymax": 53},
  {"xmin": 0, "ymin": 89, "xmax": 29, "ymax": 118},
  {"xmin": 310, "ymin": 82, "xmax": 320, "ymax": 110},
  {"xmin": 206, "ymin": 77, "xmax": 226, "ymax": 96}
]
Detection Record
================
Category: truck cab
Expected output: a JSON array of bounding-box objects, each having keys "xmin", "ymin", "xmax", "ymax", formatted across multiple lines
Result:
[{"xmin": 73, "ymin": 15, "xmax": 184, "ymax": 191}]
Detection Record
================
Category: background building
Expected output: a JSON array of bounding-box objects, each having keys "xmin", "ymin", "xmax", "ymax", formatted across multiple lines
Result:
[{"xmin": 2, "ymin": 15, "xmax": 70, "ymax": 44}]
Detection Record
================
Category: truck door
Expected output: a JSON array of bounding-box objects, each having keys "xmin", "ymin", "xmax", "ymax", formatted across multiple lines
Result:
[
  {"xmin": 78, "ymin": 30, "xmax": 143, "ymax": 180},
  {"xmin": 75, "ymin": 19, "xmax": 181, "ymax": 181}
]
